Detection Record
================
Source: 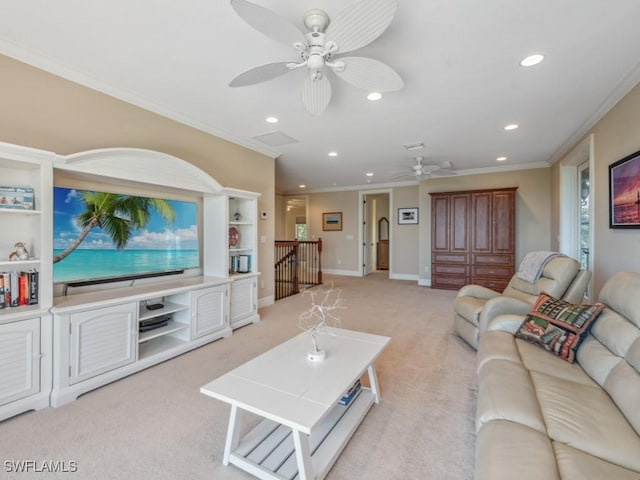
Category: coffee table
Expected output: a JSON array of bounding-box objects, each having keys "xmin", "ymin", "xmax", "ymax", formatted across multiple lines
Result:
[{"xmin": 200, "ymin": 326, "xmax": 390, "ymax": 480}]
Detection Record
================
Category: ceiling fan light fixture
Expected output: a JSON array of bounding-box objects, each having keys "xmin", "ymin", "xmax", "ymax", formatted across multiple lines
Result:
[
  {"xmin": 504, "ymin": 124, "xmax": 519, "ymax": 131},
  {"xmin": 299, "ymin": 184, "xmax": 306, "ymax": 189},
  {"xmin": 367, "ymin": 92, "xmax": 382, "ymax": 101},
  {"xmin": 520, "ymin": 54, "xmax": 544, "ymax": 67},
  {"xmin": 496, "ymin": 156, "xmax": 507, "ymax": 162},
  {"xmin": 328, "ymin": 151, "xmax": 338, "ymax": 157},
  {"xmin": 366, "ymin": 172, "xmax": 374, "ymax": 177}
]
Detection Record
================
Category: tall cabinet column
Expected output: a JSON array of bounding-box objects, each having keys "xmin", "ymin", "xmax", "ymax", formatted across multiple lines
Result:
[{"xmin": 430, "ymin": 187, "xmax": 516, "ymax": 291}]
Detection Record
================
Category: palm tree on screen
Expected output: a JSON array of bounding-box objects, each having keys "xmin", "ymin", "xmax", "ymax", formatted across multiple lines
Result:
[{"xmin": 53, "ymin": 191, "xmax": 175, "ymax": 263}]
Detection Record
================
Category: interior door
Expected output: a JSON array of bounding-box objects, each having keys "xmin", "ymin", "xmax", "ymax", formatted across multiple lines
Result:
[
  {"xmin": 578, "ymin": 160, "xmax": 591, "ymax": 297},
  {"xmin": 362, "ymin": 196, "xmax": 373, "ymax": 275}
]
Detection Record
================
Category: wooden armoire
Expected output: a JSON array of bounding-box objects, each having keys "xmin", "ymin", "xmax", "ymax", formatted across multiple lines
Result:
[{"xmin": 430, "ymin": 187, "xmax": 517, "ymax": 291}]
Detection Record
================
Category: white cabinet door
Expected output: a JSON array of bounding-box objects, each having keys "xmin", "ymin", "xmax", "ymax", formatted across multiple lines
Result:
[
  {"xmin": 230, "ymin": 277, "xmax": 258, "ymax": 328},
  {"xmin": 69, "ymin": 303, "xmax": 137, "ymax": 385},
  {"xmin": 191, "ymin": 285, "xmax": 227, "ymax": 339},
  {"xmin": 0, "ymin": 317, "xmax": 40, "ymax": 406}
]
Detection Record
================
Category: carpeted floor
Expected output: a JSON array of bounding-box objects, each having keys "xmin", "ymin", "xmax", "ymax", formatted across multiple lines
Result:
[{"xmin": 0, "ymin": 273, "xmax": 477, "ymax": 479}]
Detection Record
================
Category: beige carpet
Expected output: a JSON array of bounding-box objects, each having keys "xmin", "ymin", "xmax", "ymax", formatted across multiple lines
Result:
[{"xmin": 0, "ymin": 273, "xmax": 477, "ymax": 479}]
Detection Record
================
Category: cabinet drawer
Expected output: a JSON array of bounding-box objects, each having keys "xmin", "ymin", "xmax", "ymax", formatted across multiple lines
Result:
[
  {"xmin": 473, "ymin": 254, "xmax": 513, "ymax": 266},
  {"xmin": 471, "ymin": 277, "xmax": 509, "ymax": 292},
  {"xmin": 431, "ymin": 274, "xmax": 468, "ymax": 290},
  {"xmin": 432, "ymin": 253, "xmax": 468, "ymax": 264},
  {"xmin": 472, "ymin": 266, "xmax": 513, "ymax": 277},
  {"xmin": 433, "ymin": 264, "xmax": 469, "ymax": 275}
]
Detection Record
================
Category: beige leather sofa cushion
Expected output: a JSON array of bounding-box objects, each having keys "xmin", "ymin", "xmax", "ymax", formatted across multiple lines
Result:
[
  {"xmin": 554, "ymin": 442, "xmax": 640, "ymax": 479},
  {"xmin": 475, "ymin": 421, "xmax": 560, "ymax": 480},
  {"xmin": 532, "ymin": 371, "xmax": 640, "ymax": 472},
  {"xmin": 476, "ymin": 359, "xmax": 546, "ymax": 433}
]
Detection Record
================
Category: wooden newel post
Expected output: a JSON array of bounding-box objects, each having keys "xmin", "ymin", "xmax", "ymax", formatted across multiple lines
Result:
[{"xmin": 317, "ymin": 237, "xmax": 323, "ymax": 285}]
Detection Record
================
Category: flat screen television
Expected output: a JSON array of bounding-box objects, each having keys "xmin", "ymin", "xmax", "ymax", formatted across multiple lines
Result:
[{"xmin": 53, "ymin": 186, "xmax": 199, "ymax": 285}]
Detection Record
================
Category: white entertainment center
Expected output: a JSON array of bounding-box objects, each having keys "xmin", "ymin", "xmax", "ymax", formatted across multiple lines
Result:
[{"xmin": 0, "ymin": 141, "xmax": 261, "ymax": 420}]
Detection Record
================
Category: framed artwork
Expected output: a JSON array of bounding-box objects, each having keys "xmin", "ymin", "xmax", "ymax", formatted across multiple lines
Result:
[
  {"xmin": 322, "ymin": 212, "xmax": 342, "ymax": 231},
  {"xmin": 609, "ymin": 149, "xmax": 640, "ymax": 228},
  {"xmin": 398, "ymin": 207, "xmax": 418, "ymax": 225}
]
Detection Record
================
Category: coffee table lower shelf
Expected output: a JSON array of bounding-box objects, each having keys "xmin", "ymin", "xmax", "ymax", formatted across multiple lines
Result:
[{"xmin": 229, "ymin": 388, "xmax": 374, "ymax": 480}]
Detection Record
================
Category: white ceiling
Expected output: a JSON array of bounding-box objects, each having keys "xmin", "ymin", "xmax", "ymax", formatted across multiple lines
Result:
[{"xmin": 2, "ymin": 1, "xmax": 640, "ymax": 194}]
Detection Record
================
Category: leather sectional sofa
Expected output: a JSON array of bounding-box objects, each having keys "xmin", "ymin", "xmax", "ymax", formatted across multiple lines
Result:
[{"xmin": 474, "ymin": 270, "xmax": 640, "ymax": 479}]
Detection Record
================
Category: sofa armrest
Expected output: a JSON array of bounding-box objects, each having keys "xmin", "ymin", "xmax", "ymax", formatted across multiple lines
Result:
[
  {"xmin": 485, "ymin": 314, "xmax": 525, "ymax": 334},
  {"xmin": 478, "ymin": 296, "xmax": 531, "ymax": 335},
  {"xmin": 456, "ymin": 284, "xmax": 501, "ymax": 300}
]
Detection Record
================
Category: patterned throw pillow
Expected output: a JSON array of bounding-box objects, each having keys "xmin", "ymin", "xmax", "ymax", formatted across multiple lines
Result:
[{"xmin": 515, "ymin": 292, "xmax": 604, "ymax": 363}]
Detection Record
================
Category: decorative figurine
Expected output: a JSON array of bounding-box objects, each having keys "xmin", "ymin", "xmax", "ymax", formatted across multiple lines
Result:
[
  {"xmin": 9, "ymin": 242, "xmax": 29, "ymax": 261},
  {"xmin": 233, "ymin": 211, "xmax": 242, "ymax": 221}
]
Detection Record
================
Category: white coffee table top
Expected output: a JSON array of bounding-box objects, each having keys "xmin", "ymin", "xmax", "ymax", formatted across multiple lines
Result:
[{"xmin": 201, "ymin": 327, "xmax": 390, "ymax": 434}]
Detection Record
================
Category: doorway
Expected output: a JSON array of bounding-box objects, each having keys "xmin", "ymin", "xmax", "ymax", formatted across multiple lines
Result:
[
  {"xmin": 359, "ymin": 190, "xmax": 392, "ymax": 276},
  {"xmin": 559, "ymin": 134, "xmax": 594, "ymax": 300}
]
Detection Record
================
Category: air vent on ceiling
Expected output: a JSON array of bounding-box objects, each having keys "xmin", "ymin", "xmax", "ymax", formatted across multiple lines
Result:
[{"xmin": 253, "ymin": 131, "xmax": 299, "ymax": 146}]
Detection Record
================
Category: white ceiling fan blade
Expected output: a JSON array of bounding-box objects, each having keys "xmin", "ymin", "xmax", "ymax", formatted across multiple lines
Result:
[
  {"xmin": 430, "ymin": 170, "xmax": 458, "ymax": 176},
  {"xmin": 229, "ymin": 62, "xmax": 291, "ymax": 87},
  {"xmin": 301, "ymin": 75, "xmax": 331, "ymax": 116},
  {"xmin": 333, "ymin": 57, "xmax": 403, "ymax": 92},
  {"xmin": 230, "ymin": 0, "xmax": 305, "ymax": 45},
  {"xmin": 325, "ymin": 0, "xmax": 397, "ymax": 54}
]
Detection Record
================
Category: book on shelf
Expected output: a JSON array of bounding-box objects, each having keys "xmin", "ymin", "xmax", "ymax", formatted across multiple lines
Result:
[
  {"xmin": 0, "ymin": 269, "xmax": 38, "ymax": 308},
  {"xmin": 0, "ymin": 185, "xmax": 34, "ymax": 210},
  {"xmin": 339, "ymin": 379, "xmax": 362, "ymax": 406}
]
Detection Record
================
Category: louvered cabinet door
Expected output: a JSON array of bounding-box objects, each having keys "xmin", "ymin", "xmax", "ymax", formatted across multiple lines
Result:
[
  {"xmin": 69, "ymin": 303, "xmax": 137, "ymax": 385},
  {"xmin": 192, "ymin": 285, "xmax": 228, "ymax": 339},
  {"xmin": 230, "ymin": 277, "xmax": 259, "ymax": 329},
  {"xmin": 0, "ymin": 317, "xmax": 40, "ymax": 406}
]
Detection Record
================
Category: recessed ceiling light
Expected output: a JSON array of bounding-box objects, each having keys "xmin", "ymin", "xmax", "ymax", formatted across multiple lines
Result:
[
  {"xmin": 265, "ymin": 116, "xmax": 279, "ymax": 124},
  {"xmin": 496, "ymin": 156, "xmax": 507, "ymax": 162},
  {"xmin": 299, "ymin": 184, "xmax": 306, "ymax": 188},
  {"xmin": 328, "ymin": 151, "xmax": 338, "ymax": 157},
  {"xmin": 366, "ymin": 172, "xmax": 374, "ymax": 177},
  {"xmin": 367, "ymin": 92, "xmax": 382, "ymax": 101},
  {"xmin": 504, "ymin": 124, "xmax": 519, "ymax": 131},
  {"xmin": 520, "ymin": 54, "xmax": 544, "ymax": 67}
]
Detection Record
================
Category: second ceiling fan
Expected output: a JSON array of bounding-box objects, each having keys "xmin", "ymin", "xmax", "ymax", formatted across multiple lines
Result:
[{"xmin": 229, "ymin": 0, "xmax": 404, "ymax": 115}]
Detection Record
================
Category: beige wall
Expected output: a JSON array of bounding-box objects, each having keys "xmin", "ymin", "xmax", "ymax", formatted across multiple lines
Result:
[
  {"xmin": 307, "ymin": 191, "xmax": 360, "ymax": 273},
  {"xmin": 0, "ymin": 54, "xmax": 276, "ymax": 302},
  {"xmin": 302, "ymin": 185, "xmax": 419, "ymax": 277},
  {"xmin": 392, "ymin": 186, "xmax": 420, "ymax": 276},
  {"xmin": 419, "ymin": 168, "xmax": 553, "ymax": 284},
  {"xmin": 552, "ymin": 82, "xmax": 640, "ymax": 296}
]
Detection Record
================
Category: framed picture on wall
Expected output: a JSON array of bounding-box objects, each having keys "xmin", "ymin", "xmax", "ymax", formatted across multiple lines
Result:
[
  {"xmin": 322, "ymin": 212, "xmax": 343, "ymax": 231},
  {"xmin": 609, "ymin": 148, "xmax": 640, "ymax": 228},
  {"xmin": 398, "ymin": 207, "xmax": 418, "ymax": 225}
]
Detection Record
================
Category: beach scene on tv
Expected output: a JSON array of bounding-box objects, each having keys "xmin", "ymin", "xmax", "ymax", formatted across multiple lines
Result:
[{"xmin": 53, "ymin": 187, "xmax": 199, "ymax": 284}]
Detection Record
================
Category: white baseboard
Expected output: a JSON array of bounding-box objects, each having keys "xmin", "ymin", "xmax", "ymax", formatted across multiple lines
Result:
[
  {"xmin": 389, "ymin": 273, "xmax": 419, "ymax": 282},
  {"xmin": 323, "ymin": 269, "xmax": 362, "ymax": 277},
  {"xmin": 258, "ymin": 295, "xmax": 274, "ymax": 309}
]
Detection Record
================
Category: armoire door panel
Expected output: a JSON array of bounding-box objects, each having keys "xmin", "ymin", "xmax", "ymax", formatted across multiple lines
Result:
[
  {"xmin": 451, "ymin": 194, "xmax": 470, "ymax": 252},
  {"xmin": 492, "ymin": 190, "xmax": 515, "ymax": 254},
  {"xmin": 431, "ymin": 195, "xmax": 450, "ymax": 252},
  {"xmin": 471, "ymin": 192, "xmax": 492, "ymax": 253}
]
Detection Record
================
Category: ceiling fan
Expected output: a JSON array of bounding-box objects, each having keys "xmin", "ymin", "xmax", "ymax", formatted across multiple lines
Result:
[
  {"xmin": 229, "ymin": 0, "xmax": 404, "ymax": 115},
  {"xmin": 392, "ymin": 157, "xmax": 458, "ymax": 180}
]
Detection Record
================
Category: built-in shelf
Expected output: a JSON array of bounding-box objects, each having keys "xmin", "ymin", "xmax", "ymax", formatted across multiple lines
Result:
[
  {"xmin": 0, "ymin": 259, "xmax": 41, "ymax": 267},
  {"xmin": 138, "ymin": 319, "xmax": 189, "ymax": 344},
  {"xmin": 0, "ymin": 209, "xmax": 41, "ymax": 216},
  {"xmin": 138, "ymin": 301, "xmax": 188, "ymax": 322}
]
